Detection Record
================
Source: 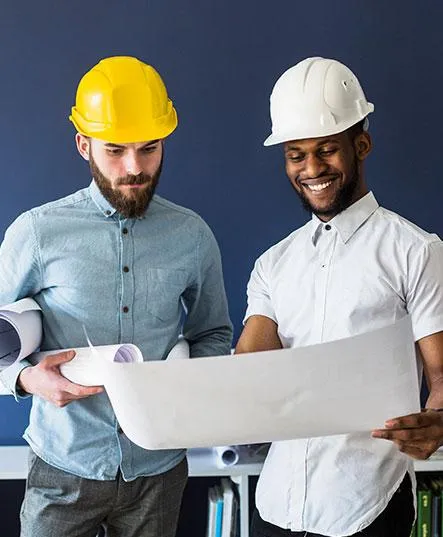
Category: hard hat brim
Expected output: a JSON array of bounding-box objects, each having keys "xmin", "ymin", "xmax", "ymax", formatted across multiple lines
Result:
[{"xmin": 263, "ymin": 107, "xmax": 374, "ymax": 146}]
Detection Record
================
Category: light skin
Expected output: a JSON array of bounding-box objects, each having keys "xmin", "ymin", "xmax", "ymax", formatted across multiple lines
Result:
[
  {"xmin": 236, "ymin": 129, "xmax": 443, "ymax": 460},
  {"xmin": 76, "ymin": 134, "xmax": 163, "ymax": 198},
  {"xmin": 18, "ymin": 136, "xmax": 164, "ymax": 407}
]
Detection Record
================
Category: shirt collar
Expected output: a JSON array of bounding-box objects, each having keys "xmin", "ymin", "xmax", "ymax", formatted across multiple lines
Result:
[
  {"xmin": 310, "ymin": 192, "xmax": 379, "ymax": 245},
  {"xmin": 88, "ymin": 180, "xmax": 117, "ymax": 218}
]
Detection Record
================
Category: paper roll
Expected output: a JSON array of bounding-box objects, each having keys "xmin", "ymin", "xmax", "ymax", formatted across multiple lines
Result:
[
  {"xmin": 0, "ymin": 298, "xmax": 42, "ymax": 367},
  {"xmin": 213, "ymin": 445, "xmax": 240, "ymax": 467},
  {"xmin": 31, "ymin": 344, "xmax": 143, "ymax": 386}
]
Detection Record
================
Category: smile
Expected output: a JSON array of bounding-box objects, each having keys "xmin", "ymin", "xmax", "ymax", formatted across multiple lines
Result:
[{"xmin": 304, "ymin": 180, "xmax": 333, "ymax": 192}]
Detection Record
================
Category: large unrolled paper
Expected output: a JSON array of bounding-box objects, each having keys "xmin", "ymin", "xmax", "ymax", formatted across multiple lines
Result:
[{"xmin": 101, "ymin": 316, "xmax": 421, "ymax": 450}]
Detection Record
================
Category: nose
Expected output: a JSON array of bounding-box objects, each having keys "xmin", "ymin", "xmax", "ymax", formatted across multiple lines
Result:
[
  {"xmin": 302, "ymin": 153, "xmax": 328, "ymax": 179},
  {"xmin": 123, "ymin": 152, "xmax": 143, "ymax": 176}
]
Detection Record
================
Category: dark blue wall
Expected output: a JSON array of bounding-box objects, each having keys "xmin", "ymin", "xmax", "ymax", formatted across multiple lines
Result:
[{"xmin": 1, "ymin": 1, "xmax": 442, "ymax": 445}]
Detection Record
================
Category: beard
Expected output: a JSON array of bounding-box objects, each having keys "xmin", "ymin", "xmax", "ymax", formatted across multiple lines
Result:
[
  {"xmin": 293, "ymin": 158, "xmax": 360, "ymax": 219},
  {"xmin": 90, "ymin": 153, "xmax": 162, "ymax": 219}
]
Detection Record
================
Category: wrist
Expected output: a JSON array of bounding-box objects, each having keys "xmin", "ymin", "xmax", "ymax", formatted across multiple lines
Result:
[{"xmin": 17, "ymin": 366, "xmax": 32, "ymax": 395}]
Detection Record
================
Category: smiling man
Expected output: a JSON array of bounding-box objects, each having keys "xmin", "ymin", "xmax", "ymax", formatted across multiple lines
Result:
[
  {"xmin": 0, "ymin": 56, "xmax": 232, "ymax": 537},
  {"xmin": 236, "ymin": 57, "xmax": 443, "ymax": 537}
]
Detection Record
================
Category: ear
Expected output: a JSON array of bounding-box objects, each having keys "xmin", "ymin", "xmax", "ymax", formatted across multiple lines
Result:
[
  {"xmin": 75, "ymin": 133, "xmax": 90, "ymax": 161},
  {"xmin": 354, "ymin": 131, "xmax": 372, "ymax": 161}
]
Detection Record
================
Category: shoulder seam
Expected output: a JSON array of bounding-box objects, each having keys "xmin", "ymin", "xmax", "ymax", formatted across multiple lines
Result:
[{"xmin": 152, "ymin": 196, "xmax": 203, "ymax": 221}]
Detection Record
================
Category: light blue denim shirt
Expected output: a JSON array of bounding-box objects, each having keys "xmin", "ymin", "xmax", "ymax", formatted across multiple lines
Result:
[{"xmin": 0, "ymin": 181, "xmax": 232, "ymax": 480}]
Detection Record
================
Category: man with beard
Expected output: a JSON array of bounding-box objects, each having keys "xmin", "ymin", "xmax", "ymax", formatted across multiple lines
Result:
[
  {"xmin": 0, "ymin": 56, "xmax": 232, "ymax": 537},
  {"xmin": 235, "ymin": 57, "xmax": 443, "ymax": 537}
]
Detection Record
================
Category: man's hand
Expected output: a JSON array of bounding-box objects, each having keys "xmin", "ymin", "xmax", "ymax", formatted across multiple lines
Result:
[
  {"xmin": 372, "ymin": 409, "xmax": 443, "ymax": 460},
  {"xmin": 18, "ymin": 350, "xmax": 104, "ymax": 407}
]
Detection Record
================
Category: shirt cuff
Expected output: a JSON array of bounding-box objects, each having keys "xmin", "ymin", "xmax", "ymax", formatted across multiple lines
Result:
[
  {"xmin": 0, "ymin": 360, "xmax": 32, "ymax": 401},
  {"xmin": 412, "ymin": 315, "xmax": 443, "ymax": 342},
  {"xmin": 243, "ymin": 301, "xmax": 277, "ymax": 325}
]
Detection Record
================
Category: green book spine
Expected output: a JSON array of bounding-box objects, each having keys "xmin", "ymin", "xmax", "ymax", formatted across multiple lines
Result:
[{"xmin": 417, "ymin": 488, "xmax": 432, "ymax": 537}]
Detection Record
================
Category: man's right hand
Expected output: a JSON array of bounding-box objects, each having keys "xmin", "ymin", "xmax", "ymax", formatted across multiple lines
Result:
[{"xmin": 18, "ymin": 351, "xmax": 104, "ymax": 407}]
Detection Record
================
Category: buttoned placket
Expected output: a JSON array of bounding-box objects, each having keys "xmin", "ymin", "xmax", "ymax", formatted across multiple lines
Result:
[
  {"xmin": 311, "ymin": 223, "xmax": 337, "ymax": 343},
  {"xmin": 296, "ymin": 224, "xmax": 337, "ymax": 530},
  {"xmin": 118, "ymin": 219, "xmax": 135, "ymax": 346}
]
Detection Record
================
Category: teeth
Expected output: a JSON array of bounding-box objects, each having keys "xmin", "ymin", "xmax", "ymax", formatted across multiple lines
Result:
[{"xmin": 306, "ymin": 180, "xmax": 332, "ymax": 192}]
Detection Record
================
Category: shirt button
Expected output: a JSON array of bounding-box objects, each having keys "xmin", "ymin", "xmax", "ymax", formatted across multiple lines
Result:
[
  {"xmin": 123, "ymin": 266, "xmax": 129, "ymax": 273},
  {"xmin": 325, "ymin": 224, "xmax": 331, "ymax": 231},
  {"xmin": 105, "ymin": 210, "xmax": 111, "ymax": 216},
  {"xmin": 122, "ymin": 306, "xmax": 129, "ymax": 313},
  {"xmin": 122, "ymin": 228, "xmax": 128, "ymax": 235}
]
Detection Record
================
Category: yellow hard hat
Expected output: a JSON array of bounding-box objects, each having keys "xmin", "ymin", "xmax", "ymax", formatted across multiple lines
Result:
[{"xmin": 69, "ymin": 56, "xmax": 178, "ymax": 143}]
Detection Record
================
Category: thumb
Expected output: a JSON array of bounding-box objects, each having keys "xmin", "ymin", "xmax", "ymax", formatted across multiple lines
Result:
[{"xmin": 43, "ymin": 350, "xmax": 76, "ymax": 367}]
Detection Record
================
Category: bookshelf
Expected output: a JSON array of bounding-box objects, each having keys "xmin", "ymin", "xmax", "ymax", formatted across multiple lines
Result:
[{"xmin": 1, "ymin": 446, "xmax": 443, "ymax": 537}]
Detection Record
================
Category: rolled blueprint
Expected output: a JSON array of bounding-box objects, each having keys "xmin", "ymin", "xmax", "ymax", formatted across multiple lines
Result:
[
  {"xmin": 30, "ymin": 344, "xmax": 143, "ymax": 386},
  {"xmin": 0, "ymin": 298, "xmax": 189, "ymax": 390},
  {"xmin": 0, "ymin": 298, "xmax": 42, "ymax": 367},
  {"xmin": 213, "ymin": 445, "xmax": 240, "ymax": 467}
]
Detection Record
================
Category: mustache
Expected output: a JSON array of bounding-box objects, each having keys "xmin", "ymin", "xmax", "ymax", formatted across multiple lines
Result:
[
  {"xmin": 117, "ymin": 174, "xmax": 151, "ymax": 186},
  {"xmin": 297, "ymin": 171, "xmax": 332, "ymax": 183}
]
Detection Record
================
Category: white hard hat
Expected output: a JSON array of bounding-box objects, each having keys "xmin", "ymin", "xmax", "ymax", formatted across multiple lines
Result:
[{"xmin": 264, "ymin": 57, "xmax": 374, "ymax": 146}]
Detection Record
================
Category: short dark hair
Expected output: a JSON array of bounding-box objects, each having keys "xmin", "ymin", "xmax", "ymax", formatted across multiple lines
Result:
[{"xmin": 346, "ymin": 119, "xmax": 366, "ymax": 141}]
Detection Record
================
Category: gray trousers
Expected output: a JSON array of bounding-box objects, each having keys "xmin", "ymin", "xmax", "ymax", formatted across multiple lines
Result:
[{"xmin": 20, "ymin": 451, "xmax": 188, "ymax": 537}]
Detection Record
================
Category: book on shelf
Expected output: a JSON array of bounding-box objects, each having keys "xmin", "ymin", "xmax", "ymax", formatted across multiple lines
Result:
[
  {"xmin": 417, "ymin": 482, "xmax": 431, "ymax": 537},
  {"xmin": 206, "ymin": 478, "xmax": 240, "ymax": 537},
  {"xmin": 206, "ymin": 484, "xmax": 224, "ymax": 537},
  {"xmin": 416, "ymin": 474, "xmax": 443, "ymax": 537},
  {"xmin": 220, "ymin": 477, "xmax": 239, "ymax": 537}
]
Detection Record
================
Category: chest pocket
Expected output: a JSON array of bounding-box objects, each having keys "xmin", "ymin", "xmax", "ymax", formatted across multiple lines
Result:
[{"xmin": 146, "ymin": 268, "xmax": 189, "ymax": 322}]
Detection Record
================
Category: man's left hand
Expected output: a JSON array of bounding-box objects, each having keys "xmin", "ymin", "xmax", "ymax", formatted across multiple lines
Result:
[{"xmin": 372, "ymin": 409, "xmax": 443, "ymax": 459}]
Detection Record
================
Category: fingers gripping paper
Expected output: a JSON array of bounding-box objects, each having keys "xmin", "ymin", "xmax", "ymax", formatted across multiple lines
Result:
[{"xmin": 101, "ymin": 315, "xmax": 420, "ymax": 449}]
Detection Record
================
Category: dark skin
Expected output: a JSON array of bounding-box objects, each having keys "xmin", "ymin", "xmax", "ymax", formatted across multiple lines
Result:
[{"xmin": 236, "ymin": 130, "xmax": 443, "ymax": 460}]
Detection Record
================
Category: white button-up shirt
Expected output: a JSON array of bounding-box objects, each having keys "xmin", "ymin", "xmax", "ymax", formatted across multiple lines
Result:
[{"xmin": 245, "ymin": 192, "xmax": 443, "ymax": 536}]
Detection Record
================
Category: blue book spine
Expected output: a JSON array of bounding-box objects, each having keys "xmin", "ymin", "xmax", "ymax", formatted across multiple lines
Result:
[{"xmin": 215, "ymin": 496, "xmax": 224, "ymax": 537}]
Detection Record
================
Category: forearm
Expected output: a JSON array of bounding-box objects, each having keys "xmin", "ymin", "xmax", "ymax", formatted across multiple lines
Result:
[
  {"xmin": 235, "ymin": 315, "xmax": 282, "ymax": 354},
  {"xmin": 425, "ymin": 377, "xmax": 443, "ymax": 410},
  {"xmin": 188, "ymin": 324, "xmax": 233, "ymax": 358}
]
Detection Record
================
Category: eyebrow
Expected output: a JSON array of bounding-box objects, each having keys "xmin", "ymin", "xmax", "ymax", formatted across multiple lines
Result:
[
  {"xmin": 104, "ymin": 140, "xmax": 160, "ymax": 149},
  {"xmin": 285, "ymin": 139, "xmax": 340, "ymax": 152}
]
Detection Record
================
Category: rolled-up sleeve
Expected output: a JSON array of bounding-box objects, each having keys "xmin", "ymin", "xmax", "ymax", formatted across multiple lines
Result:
[
  {"xmin": 0, "ymin": 211, "xmax": 42, "ymax": 398},
  {"xmin": 243, "ymin": 255, "xmax": 277, "ymax": 324},
  {"xmin": 406, "ymin": 239, "xmax": 443, "ymax": 341}
]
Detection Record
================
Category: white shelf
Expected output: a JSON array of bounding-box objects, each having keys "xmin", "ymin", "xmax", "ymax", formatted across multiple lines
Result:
[
  {"xmin": 0, "ymin": 446, "xmax": 28, "ymax": 479},
  {"xmin": 0, "ymin": 446, "xmax": 264, "ymax": 481},
  {"xmin": 3, "ymin": 445, "xmax": 443, "ymax": 480}
]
